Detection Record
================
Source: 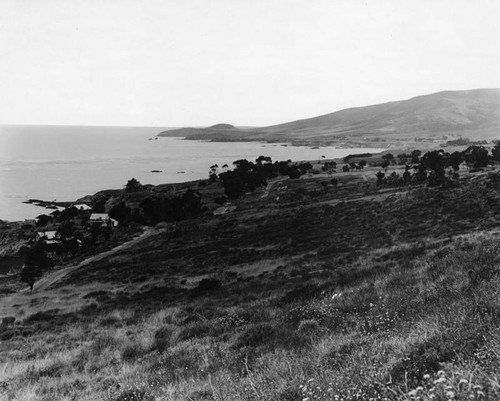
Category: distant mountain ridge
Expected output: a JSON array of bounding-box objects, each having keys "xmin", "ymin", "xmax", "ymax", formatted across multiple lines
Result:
[{"xmin": 158, "ymin": 89, "xmax": 500, "ymax": 145}]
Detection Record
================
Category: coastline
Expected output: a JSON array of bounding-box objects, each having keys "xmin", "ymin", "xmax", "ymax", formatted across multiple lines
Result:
[{"xmin": 1, "ymin": 135, "xmax": 386, "ymax": 223}]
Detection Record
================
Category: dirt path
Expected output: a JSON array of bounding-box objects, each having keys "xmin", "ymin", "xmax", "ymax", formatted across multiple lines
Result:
[
  {"xmin": 261, "ymin": 177, "xmax": 288, "ymax": 198},
  {"xmin": 32, "ymin": 227, "xmax": 162, "ymax": 293}
]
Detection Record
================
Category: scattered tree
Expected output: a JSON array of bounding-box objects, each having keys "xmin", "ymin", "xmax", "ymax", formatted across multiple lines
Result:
[
  {"xmin": 411, "ymin": 150, "xmax": 422, "ymax": 164},
  {"xmin": 21, "ymin": 243, "xmax": 51, "ymax": 292},
  {"xmin": 35, "ymin": 214, "xmax": 52, "ymax": 227},
  {"xmin": 462, "ymin": 145, "xmax": 490, "ymax": 168},
  {"xmin": 125, "ymin": 178, "xmax": 143, "ymax": 193}
]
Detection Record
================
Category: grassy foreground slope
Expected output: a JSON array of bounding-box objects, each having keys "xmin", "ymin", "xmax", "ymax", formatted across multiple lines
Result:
[{"xmin": 1, "ymin": 166, "xmax": 500, "ymax": 400}]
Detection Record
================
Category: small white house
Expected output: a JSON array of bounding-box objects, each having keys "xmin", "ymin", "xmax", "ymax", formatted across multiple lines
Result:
[
  {"xmin": 89, "ymin": 213, "xmax": 118, "ymax": 227},
  {"xmin": 37, "ymin": 230, "xmax": 58, "ymax": 245},
  {"xmin": 74, "ymin": 204, "xmax": 92, "ymax": 211}
]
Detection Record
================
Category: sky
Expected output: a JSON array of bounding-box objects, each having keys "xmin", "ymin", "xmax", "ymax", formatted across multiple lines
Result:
[{"xmin": 0, "ymin": 0, "xmax": 499, "ymax": 127}]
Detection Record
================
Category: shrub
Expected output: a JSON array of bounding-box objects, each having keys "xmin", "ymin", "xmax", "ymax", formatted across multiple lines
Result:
[
  {"xmin": 90, "ymin": 334, "xmax": 119, "ymax": 355},
  {"xmin": 121, "ymin": 344, "xmax": 148, "ymax": 362},
  {"xmin": 279, "ymin": 284, "xmax": 323, "ymax": 305},
  {"xmin": 38, "ymin": 360, "xmax": 66, "ymax": 378},
  {"xmin": 83, "ymin": 290, "xmax": 110, "ymax": 299},
  {"xmin": 196, "ymin": 278, "xmax": 222, "ymax": 291},
  {"xmin": 175, "ymin": 321, "xmax": 212, "ymax": 342},
  {"xmin": 1, "ymin": 317, "xmax": 15, "ymax": 326},
  {"xmin": 284, "ymin": 302, "xmax": 343, "ymax": 329},
  {"xmin": 24, "ymin": 309, "xmax": 59, "ymax": 323},
  {"xmin": 0, "ymin": 328, "xmax": 18, "ymax": 341},
  {"xmin": 215, "ymin": 312, "xmax": 247, "ymax": 328},
  {"xmin": 297, "ymin": 319, "xmax": 320, "ymax": 334},
  {"xmin": 233, "ymin": 323, "xmax": 276, "ymax": 348},
  {"xmin": 148, "ymin": 342, "xmax": 208, "ymax": 381},
  {"xmin": 153, "ymin": 325, "xmax": 176, "ymax": 351},
  {"xmin": 99, "ymin": 315, "xmax": 122, "ymax": 327},
  {"xmin": 114, "ymin": 389, "xmax": 154, "ymax": 401},
  {"xmin": 390, "ymin": 329, "xmax": 486, "ymax": 386},
  {"xmin": 279, "ymin": 387, "xmax": 302, "ymax": 401},
  {"xmin": 186, "ymin": 390, "xmax": 214, "ymax": 400}
]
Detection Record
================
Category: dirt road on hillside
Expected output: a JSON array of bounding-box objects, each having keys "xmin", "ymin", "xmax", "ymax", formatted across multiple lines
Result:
[{"xmin": 32, "ymin": 227, "xmax": 163, "ymax": 292}]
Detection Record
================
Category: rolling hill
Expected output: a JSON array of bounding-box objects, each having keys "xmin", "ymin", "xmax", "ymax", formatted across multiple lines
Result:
[{"xmin": 158, "ymin": 89, "xmax": 500, "ymax": 146}]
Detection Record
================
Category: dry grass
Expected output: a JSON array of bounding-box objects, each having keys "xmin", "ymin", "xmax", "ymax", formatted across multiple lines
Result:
[{"xmin": 2, "ymin": 171, "xmax": 500, "ymax": 400}]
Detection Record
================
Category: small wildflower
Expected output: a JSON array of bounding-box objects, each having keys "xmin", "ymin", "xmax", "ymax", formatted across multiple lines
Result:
[{"xmin": 446, "ymin": 390, "xmax": 455, "ymax": 399}]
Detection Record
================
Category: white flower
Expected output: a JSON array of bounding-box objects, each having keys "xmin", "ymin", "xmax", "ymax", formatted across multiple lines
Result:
[{"xmin": 446, "ymin": 390, "xmax": 455, "ymax": 399}]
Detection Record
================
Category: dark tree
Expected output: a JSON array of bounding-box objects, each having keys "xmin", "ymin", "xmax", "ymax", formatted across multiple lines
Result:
[
  {"xmin": 125, "ymin": 178, "xmax": 143, "ymax": 193},
  {"xmin": 53, "ymin": 206, "xmax": 79, "ymax": 223},
  {"xmin": 415, "ymin": 164, "xmax": 427, "ymax": 182},
  {"xmin": 411, "ymin": 150, "xmax": 422, "ymax": 164},
  {"xmin": 35, "ymin": 214, "xmax": 52, "ymax": 227},
  {"xmin": 382, "ymin": 153, "xmax": 395, "ymax": 163},
  {"xmin": 256, "ymin": 155, "xmax": 272, "ymax": 165},
  {"xmin": 109, "ymin": 202, "xmax": 131, "ymax": 225},
  {"xmin": 449, "ymin": 151, "xmax": 464, "ymax": 171},
  {"xmin": 20, "ymin": 264, "xmax": 41, "ymax": 292},
  {"xmin": 376, "ymin": 171, "xmax": 385, "ymax": 186},
  {"xmin": 21, "ymin": 243, "xmax": 51, "ymax": 292},
  {"xmin": 232, "ymin": 159, "xmax": 254, "ymax": 172},
  {"xmin": 342, "ymin": 165, "xmax": 350, "ymax": 172},
  {"xmin": 462, "ymin": 145, "xmax": 490, "ymax": 168},
  {"xmin": 287, "ymin": 167, "xmax": 302, "ymax": 179},
  {"xmin": 492, "ymin": 141, "xmax": 500, "ymax": 162},
  {"xmin": 358, "ymin": 160, "xmax": 367, "ymax": 168},
  {"xmin": 421, "ymin": 149, "xmax": 449, "ymax": 179},
  {"xmin": 322, "ymin": 161, "xmax": 337, "ymax": 175},
  {"xmin": 298, "ymin": 162, "xmax": 313, "ymax": 174},
  {"xmin": 380, "ymin": 160, "xmax": 389, "ymax": 170},
  {"xmin": 398, "ymin": 154, "xmax": 410, "ymax": 165},
  {"xmin": 403, "ymin": 166, "xmax": 412, "ymax": 184}
]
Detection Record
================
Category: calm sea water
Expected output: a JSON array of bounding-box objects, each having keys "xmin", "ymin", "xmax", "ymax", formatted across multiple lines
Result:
[{"xmin": 0, "ymin": 125, "xmax": 385, "ymax": 222}]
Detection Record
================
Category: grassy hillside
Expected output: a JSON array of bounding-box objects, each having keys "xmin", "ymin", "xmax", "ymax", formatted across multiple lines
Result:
[
  {"xmin": 158, "ymin": 89, "xmax": 500, "ymax": 147},
  {"xmin": 1, "ymin": 164, "xmax": 500, "ymax": 400}
]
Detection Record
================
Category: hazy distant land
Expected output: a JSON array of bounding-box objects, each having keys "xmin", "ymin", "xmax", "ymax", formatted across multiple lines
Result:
[{"xmin": 158, "ymin": 88, "xmax": 500, "ymax": 147}]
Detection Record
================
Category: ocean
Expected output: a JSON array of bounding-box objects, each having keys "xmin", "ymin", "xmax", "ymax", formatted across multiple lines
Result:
[{"xmin": 0, "ymin": 125, "xmax": 385, "ymax": 222}]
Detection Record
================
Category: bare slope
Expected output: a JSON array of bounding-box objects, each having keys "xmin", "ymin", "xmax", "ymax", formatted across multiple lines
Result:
[{"xmin": 158, "ymin": 88, "xmax": 500, "ymax": 143}]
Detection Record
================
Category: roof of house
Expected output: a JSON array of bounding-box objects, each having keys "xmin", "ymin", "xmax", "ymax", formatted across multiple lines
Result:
[
  {"xmin": 37, "ymin": 231, "xmax": 57, "ymax": 240},
  {"xmin": 74, "ymin": 204, "xmax": 92, "ymax": 210},
  {"xmin": 89, "ymin": 213, "xmax": 109, "ymax": 220}
]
